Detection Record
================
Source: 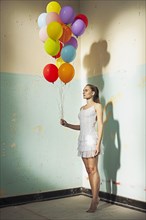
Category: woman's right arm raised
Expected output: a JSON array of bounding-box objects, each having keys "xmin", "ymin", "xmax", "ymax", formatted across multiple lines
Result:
[{"xmin": 60, "ymin": 119, "xmax": 80, "ymax": 130}]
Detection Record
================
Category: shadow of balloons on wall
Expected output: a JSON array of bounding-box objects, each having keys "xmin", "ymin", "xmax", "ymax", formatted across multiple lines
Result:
[{"xmin": 83, "ymin": 40, "xmax": 110, "ymax": 92}]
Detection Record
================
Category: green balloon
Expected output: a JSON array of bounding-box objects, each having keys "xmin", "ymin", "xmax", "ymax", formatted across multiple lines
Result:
[{"xmin": 44, "ymin": 38, "xmax": 60, "ymax": 56}]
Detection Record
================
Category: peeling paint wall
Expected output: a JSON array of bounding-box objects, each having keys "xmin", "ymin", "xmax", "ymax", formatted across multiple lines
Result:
[{"xmin": 80, "ymin": 0, "xmax": 145, "ymax": 202}]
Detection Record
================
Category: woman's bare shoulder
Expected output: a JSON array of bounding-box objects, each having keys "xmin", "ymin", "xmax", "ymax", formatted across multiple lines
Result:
[
  {"xmin": 80, "ymin": 106, "xmax": 84, "ymax": 111},
  {"xmin": 94, "ymin": 103, "xmax": 103, "ymax": 111}
]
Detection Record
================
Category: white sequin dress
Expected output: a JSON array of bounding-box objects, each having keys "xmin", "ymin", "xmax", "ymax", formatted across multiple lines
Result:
[{"xmin": 78, "ymin": 105, "xmax": 98, "ymax": 158}]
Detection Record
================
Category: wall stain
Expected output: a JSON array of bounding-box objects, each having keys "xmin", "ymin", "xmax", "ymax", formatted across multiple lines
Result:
[
  {"xmin": 10, "ymin": 113, "xmax": 17, "ymax": 133},
  {"xmin": 0, "ymin": 143, "xmax": 6, "ymax": 157},
  {"xmin": 138, "ymin": 76, "xmax": 146, "ymax": 88},
  {"xmin": 10, "ymin": 143, "xmax": 16, "ymax": 149},
  {"xmin": 0, "ymin": 189, "xmax": 6, "ymax": 197},
  {"xmin": 108, "ymin": 92, "xmax": 123, "ymax": 106},
  {"xmin": 33, "ymin": 125, "xmax": 44, "ymax": 134}
]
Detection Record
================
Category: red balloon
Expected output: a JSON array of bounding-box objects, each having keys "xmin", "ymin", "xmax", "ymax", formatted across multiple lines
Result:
[
  {"xmin": 59, "ymin": 23, "xmax": 72, "ymax": 43},
  {"xmin": 43, "ymin": 64, "xmax": 58, "ymax": 83},
  {"xmin": 74, "ymin": 14, "xmax": 88, "ymax": 27}
]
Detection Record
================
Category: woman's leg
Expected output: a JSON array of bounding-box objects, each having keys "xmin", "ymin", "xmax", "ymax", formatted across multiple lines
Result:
[{"xmin": 82, "ymin": 156, "xmax": 100, "ymax": 212}]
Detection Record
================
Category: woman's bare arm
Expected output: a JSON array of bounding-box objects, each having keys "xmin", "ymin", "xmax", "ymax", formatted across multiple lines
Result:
[
  {"xmin": 94, "ymin": 103, "xmax": 103, "ymax": 154},
  {"xmin": 60, "ymin": 119, "xmax": 80, "ymax": 130}
]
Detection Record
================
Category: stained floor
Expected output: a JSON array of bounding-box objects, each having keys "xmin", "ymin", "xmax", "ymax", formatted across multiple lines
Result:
[{"xmin": 0, "ymin": 195, "xmax": 145, "ymax": 220}]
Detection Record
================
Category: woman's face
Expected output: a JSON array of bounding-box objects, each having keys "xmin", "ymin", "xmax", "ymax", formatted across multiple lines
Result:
[{"xmin": 83, "ymin": 86, "xmax": 94, "ymax": 100}]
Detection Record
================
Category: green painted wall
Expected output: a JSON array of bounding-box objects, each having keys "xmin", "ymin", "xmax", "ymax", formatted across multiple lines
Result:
[
  {"xmin": 0, "ymin": 72, "xmax": 82, "ymax": 197},
  {"xmin": 87, "ymin": 64, "xmax": 145, "ymax": 201}
]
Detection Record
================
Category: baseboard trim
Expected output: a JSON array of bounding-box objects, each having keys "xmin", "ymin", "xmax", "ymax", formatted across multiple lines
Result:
[
  {"xmin": 0, "ymin": 187, "xmax": 145, "ymax": 212},
  {"xmin": 81, "ymin": 187, "xmax": 146, "ymax": 213},
  {"xmin": 0, "ymin": 187, "xmax": 81, "ymax": 208}
]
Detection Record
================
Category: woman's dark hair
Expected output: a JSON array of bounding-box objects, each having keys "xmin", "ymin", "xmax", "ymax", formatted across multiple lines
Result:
[{"xmin": 86, "ymin": 84, "xmax": 100, "ymax": 103}]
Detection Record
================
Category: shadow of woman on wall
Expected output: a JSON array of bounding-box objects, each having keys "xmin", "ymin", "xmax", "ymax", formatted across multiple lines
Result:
[
  {"xmin": 83, "ymin": 40, "xmax": 122, "ymax": 199},
  {"xmin": 102, "ymin": 101, "xmax": 121, "ymax": 199}
]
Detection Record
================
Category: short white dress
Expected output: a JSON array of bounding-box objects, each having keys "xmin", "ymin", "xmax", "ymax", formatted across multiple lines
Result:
[{"xmin": 78, "ymin": 105, "xmax": 98, "ymax": 158}]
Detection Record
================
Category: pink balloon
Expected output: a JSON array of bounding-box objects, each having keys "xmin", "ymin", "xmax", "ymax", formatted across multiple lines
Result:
[
  {"xmin": 39, "ymin": 26, "xmax": 48, "ymax": 42},
  {"xmin": 46, "ymin": 12, "xmax": 61, "ymax": 25}
]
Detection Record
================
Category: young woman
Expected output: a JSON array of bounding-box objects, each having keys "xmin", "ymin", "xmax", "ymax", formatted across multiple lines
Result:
[{"xmin": 60, "ymin": 84, "xmax": 103, "ymax": 213}]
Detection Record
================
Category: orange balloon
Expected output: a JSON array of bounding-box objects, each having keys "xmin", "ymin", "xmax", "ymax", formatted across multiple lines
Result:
[
  {"xmin": 58, "ymin": 63, "xmax": 75, "ymax": 84},
  {"xmin": 59, "ymin": 23, "xmax": 72, "ymax": 43}
]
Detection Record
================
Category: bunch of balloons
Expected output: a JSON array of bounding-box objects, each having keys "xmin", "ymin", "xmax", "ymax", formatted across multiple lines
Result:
[{"xmin": 38, "ymin": 1, "xmax": 88, "ymax": 84}]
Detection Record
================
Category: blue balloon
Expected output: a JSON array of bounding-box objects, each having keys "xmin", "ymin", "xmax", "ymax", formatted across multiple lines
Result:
[
  {"xmin": 37, "ymin": 13, "xmax": 47, "ymax": 28},
  {"xmin": 61, "ymin": 45, "xmax": 76, "ymax": 63}
]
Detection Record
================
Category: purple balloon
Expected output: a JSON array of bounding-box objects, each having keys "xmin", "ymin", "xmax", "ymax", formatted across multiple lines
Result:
[
  {"xmin": 60, "ymin": 6, "xmax": 75, "ymax": 24},
  {"xmin": 71, "ymin": 19, "xmax": 86, "ymax": 37},
  {"xmin": 64, "ymin": 37, "xmax": 78, "ymax": 49}
]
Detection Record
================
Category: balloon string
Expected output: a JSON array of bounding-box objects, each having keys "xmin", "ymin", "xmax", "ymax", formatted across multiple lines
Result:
[
  {"xmin": 54, "ymin": 80, "xmax": 67, "ymax": 119},
  {"xmin": 37, "ymin": 75, "xmax": 68, "ymax": 119},
  {"xmin": 58, "ymin": 83, "xmax": 64, "ymax": 119},
  {"xmin": 38, "ymin": 75, "xmax": 68, "ymax": 119}
]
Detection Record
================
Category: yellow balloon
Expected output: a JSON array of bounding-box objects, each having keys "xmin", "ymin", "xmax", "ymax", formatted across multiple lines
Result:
[
  {"xmin": 46, "ymin": 1, "xmax": 61, "ymax": 14},
  {"xmin": 47, "ymin": 21, "xmax": 63, "ymax": 40},
  {"xmin": 56, "ymin": 57, "xmax": 65, "ymax": 68},
  {"xmin": 44, "ymin": 38, "xmax": 60, "ymax": 56}
]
